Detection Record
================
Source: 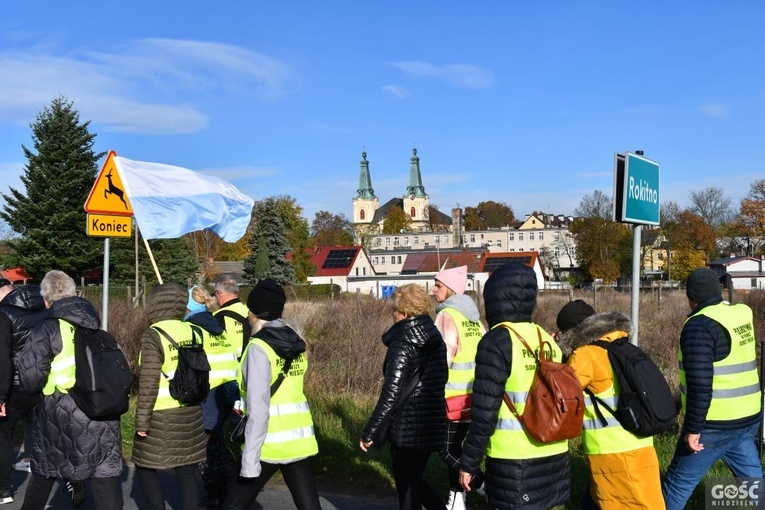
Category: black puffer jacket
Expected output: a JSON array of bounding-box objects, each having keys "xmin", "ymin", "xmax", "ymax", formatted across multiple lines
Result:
[
  {"xmin": 362, "ymin": 315, "xmax": 447, "ymax": 451},
  {"xmin": 681, "ymin": 296, "xmax": 759, "ymax": 433},
  {"xmin": 461, "ymin": 263, "xmax": 570, "ymax": 509},
  {"xmin": 16, "ymin": 296, "xmax": 123, "ymax": 479},
  {"xmin": 0, "ymin": 285, "xmax": 47, "ymax": 400}
]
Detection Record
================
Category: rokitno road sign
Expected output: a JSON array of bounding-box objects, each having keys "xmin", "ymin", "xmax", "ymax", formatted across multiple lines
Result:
[{"xmin": 613, "ymin": 152, "xmax": 660, "ymax": 225}]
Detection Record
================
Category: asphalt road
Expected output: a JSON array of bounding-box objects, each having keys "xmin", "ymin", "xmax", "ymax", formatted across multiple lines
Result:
[{"xmin": 4, "ymin": 461, "xmax": 399, "ymax": 509}]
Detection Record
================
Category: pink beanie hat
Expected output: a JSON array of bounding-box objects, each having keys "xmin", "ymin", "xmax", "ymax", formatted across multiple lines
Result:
[{"xmin": 435, "ymin": 265, "xmax": 468, "ymax": 295}]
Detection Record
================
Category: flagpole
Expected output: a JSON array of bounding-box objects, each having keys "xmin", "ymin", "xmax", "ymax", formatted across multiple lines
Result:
[{"xmin": 142, "ymin": 236, "xmax": 163, "ymax": 285}]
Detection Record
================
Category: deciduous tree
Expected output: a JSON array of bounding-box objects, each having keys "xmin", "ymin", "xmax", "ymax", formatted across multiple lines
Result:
[
  {"xmin": 688, "ymin": 187, "xmax": 732, "ymax": 228},
  {"xmin": 382, "ymin": 207, "xmax": 411, "ymax": 234},
  {"xmin": 570, "ymin": 191, "xmax": 631, "ymax": 283},
  {"xmin": 311, "ymin": 211, "xmax": 354, "ymax": 246},
  {"xmin": 463, "ymin": 201, "xmax": 514, "ymax": 230}
]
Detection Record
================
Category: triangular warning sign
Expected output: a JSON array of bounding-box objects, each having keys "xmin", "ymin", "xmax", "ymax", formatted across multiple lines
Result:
[{"xmin": 84, "ymin": 151, "xmax": 133, "ymax": 215}]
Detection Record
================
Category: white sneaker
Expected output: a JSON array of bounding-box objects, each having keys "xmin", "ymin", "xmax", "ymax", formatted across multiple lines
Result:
[
  {"xmin": 12, "ymin": 458, "xmax": 30, "ymax": 473},
  {"xmin": 446, "ymin": 489, "xmax": 466, "ymax": 510}
]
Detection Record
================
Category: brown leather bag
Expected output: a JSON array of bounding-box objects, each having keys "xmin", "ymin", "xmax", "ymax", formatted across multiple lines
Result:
[{"xmin": 499, "ymin": 324, "xmax": 584, "ymax": 443}]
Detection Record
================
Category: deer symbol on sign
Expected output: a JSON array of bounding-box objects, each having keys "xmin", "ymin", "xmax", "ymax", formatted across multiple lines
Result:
[{"xmin": 104, "ymin": 170, "xmax": 128, "ymax": 209}]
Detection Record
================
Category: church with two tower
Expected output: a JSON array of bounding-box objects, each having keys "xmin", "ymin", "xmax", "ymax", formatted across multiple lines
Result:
[{"xmin": 352, "ymin": 148, "xmax": 453, "ymax": 234}]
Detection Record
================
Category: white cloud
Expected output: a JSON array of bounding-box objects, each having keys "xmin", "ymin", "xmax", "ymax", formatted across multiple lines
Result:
[
  {"xmin": 0, "ymin": 39, "xmax": 294, "ymax": 134},
  {"xmin": 381, "ymin": 84, "xmax": 409, "ymax": 99},
  {"xmin": 698, "ymin": 103, "xmax": 729, "ymax": 118},
  {"xmin": 390, "ymin": 60, "xmax": 493, "ymax": 89}
]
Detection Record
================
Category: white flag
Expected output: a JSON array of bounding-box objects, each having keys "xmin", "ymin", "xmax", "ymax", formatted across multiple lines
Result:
[{"xmin": 114, "ymin": 156, "xmax": 254, "ymax": 243}]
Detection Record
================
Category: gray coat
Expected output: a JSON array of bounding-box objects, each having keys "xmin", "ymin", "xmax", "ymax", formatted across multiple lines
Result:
[
  {"xmin": 131, "ymin": 282, "xmax": 207, "ymax": 470},
  {"xmin": 16, "ymin": 296, "xmax": 123, "ymax": 479}
]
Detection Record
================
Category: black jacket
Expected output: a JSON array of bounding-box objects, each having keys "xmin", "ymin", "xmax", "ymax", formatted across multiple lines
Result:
[
  {"xmin": 461, "ymin": 263, "xmax": 570, "ymax": 509},
  {"xmin": 0, "ymin": 286, "xmax": 47, "ymax": 401},
  {"xmin": 681, "ymin": 297, "xmax": 759, "ymax": 433},
  {"xmin": 362, "ymin": 315, "xmax": 447, "ymax": 451}
]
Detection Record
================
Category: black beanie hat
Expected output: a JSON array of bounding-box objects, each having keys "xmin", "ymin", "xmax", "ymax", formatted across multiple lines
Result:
[
  {"xmin": 556, "ymin": 299, "xmax": 596, "ymax": 332},
  {"xmin": 686, "ymin": 268, "xmax": 721, "ymax": 304},
  {"xmin": 247, "ymin": 279, "xmax": 286, "ymax": 320}
]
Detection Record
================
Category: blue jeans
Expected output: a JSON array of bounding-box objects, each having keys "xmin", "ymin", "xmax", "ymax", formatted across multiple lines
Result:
[{"xmin": 662, "ymin": 422, "xmax": 764, "ymax": 510}]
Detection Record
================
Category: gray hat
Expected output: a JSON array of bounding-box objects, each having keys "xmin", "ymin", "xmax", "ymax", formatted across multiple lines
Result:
[{"xmin": 686, "ymin": 268, "xmax": 721, "ymax": 303}]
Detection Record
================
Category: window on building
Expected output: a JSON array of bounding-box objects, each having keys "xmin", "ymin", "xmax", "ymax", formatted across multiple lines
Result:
[
  {"xmin": 373, "ymin": 257, "xmax": 378, "ymax": 264},
  {"xmin": 531, "ymin": 247, "xmax": 536, "ymax": 252},
  {"xmin": 470, "ymin": 234, "xmax": 476, "ymax": 243},
  {"xmin": 375, "ymin": 238, "xmax": 381, "ymax": 246},
  {"xmin": 509, "ymin": 233, "xmax": 514, "ymax": 241},
  {"xmin": 529, "ymin": 232, "xmax": 535, "ymax": 241},
  {"xmin": 398, "ymin": 256, "xmax": 402, "ymax": 264},
  {"xmin": 360, "ymin": 209, "xmax": 365, "ymax": 220},
  {"xmin": 509, "ymin": 248, "xmax": 515, "ymax": 252},
  {"xmin": 404, "ymin": 237, "xmax": 409, "ymax": 246},
  {"xmin": 752, "ymin": 278, "xmax": 757, "ymax": 289},
  {"xmin": 497, "ymin": 240, "xmax": 502, "ymax": 247},
  {"xmin": 355, "ymin": 268, "xmax": 359, "ymax": 276},
  {"xmin": 363, "ymin": 267, "xmax": 366, "ymax": 275},
  {"xmin": 481, "ymin": 233, "xmax": 485, "ymax": 239},
  {"xmin": 394, "ymin": 237, "xmax": 400, "ymax": 246},
  {"xmin": 414, "ymin": 236, "xmax": 419, "ymax": 245},
  {"xmin": 554, "ymin": 231, "xmax": 560, "ymax": 240},
  {"xmin": 518, "ymin": 233, "xmax": 524, "ymax": 241},
  {"xmin": 381, "ymin": 256, "xmax": 385, "ymax": 264},
  {"xmin": 386, "ymin": 238, "xmax": 391, "ymax": 246},
  {"xmin": 554, "ymin": 247, "xmax": 561, "ymax": 257},
  {"xmin": 539, "ymin": 232, "xmax": 544, "ymax": 241},
  {"xmin": 410, "ymin": 206, "xmax": 416, "ymax": 218}
]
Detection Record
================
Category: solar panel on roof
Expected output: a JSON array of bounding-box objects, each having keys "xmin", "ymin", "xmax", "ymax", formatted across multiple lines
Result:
[
  {"xmin": 483, "ymin": 257, "xmax": 532, "ymax": 273},
  {"xmin": 322, "ymin": 249, "xmax": 357, "ymax": 269}
]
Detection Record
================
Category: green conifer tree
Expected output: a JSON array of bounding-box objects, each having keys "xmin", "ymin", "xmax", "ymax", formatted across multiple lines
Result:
[
  {"xmin": 0, "ymin": 97, "xmax": 103, "ymax": 278},
  {"xmin": 243, "ymin": 197, "xmax": 296, "ymax": 285}
]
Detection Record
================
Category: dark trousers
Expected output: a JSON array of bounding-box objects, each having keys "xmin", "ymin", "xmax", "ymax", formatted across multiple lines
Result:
[
  {"xmin": 222, "ymin": 457, "xmax": 321, "ymax": 510},
  {"xmin": 438, "ymin": 420, "xmax": 485, "ymax": 491},
  {"xmin": 390, "ymin": 446, "xmax": 446, "ymax": 510},
  {"xmin": 20, "ymin": 474, "xmax": 122, "ymax": 510},
  {"xmin": 0, "ymin": 389, "xmax": 38, "ymax": 491},
  {"xmin": 136, "ymin": 464, "xmax": 198, "ymax": 510}
]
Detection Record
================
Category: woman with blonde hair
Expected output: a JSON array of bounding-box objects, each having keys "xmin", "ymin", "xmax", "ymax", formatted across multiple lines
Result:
[
  {"xmin": 360, "ymin": 284, "xmax": 447, "ymax": 510},
  {"xmin": 185, "ymin": 285, "xmax": 240, "ymax": 508}
]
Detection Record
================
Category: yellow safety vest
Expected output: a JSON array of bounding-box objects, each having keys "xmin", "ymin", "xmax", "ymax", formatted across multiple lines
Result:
[
  {"xmin": 679, "ymin": 302, "xmax": 760, "ymax": 421},
  {"xmin": 442, "ymin": 308, "xmax": 483, "ymax": 398},
  {"xmin": 42, "ymin": 320, "xmax": 77, "ymax": 396},
  {"xmin": 580, "ymin": 337, "xmax": 653, "ymax": 455},
  {"xmin": 150, "ymin": 319, "xmax": 203, "ymax": 411},
  {"xmin": 197, "ymin": 325, "xmax": 239, "ymax": 389},
  {"xmin": 239, "ymin": 338, "xmax": 318, "ymax": 462},
  {"xmin": 487, "ymin": 322, "xmax": 568, "ymax": 460},
  {"xmin": 214, "ymin": 302, "xmax": 250, "ymax": 356}
]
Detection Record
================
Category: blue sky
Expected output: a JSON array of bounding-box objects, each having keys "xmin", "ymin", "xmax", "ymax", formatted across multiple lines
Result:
[{"xmin": 1, "ymin": 2, "xmax": 763, "ymax": 227}]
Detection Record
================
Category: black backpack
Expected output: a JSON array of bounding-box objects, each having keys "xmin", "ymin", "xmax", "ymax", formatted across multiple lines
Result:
[
  {"xmin": 153, "ymin": 325, "xmax": 210, "ymax": 406},
  {"xmin": 589, "ymin": 338, "xmax": 677, "ymax": 436},
  {"xmin": 68, "ymin": 326, "xmax": 132, "ymax": 421}
]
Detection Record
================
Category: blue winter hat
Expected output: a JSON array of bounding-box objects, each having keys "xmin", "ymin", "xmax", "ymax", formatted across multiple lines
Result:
[{"xmin": 186, "ymin": 287, "xmax": 207, "ymax": 314}]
